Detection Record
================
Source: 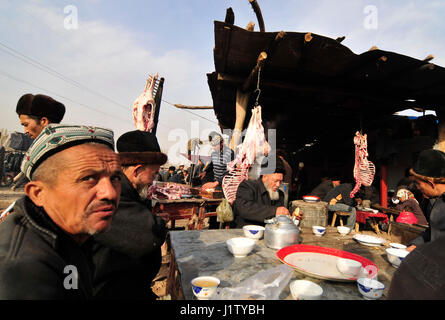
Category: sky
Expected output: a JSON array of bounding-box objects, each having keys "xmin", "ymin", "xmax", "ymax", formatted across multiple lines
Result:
[{"xmin": 1, "ymin": 0, "xmax": 444, "ymax": 165}]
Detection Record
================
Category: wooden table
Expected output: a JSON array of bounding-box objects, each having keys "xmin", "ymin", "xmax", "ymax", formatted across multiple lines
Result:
[
  {"xmin": 355, "ymin": 210, "xmax": 389, "ymax": 234},
  {"xmin": 167, "ymin": 227, "xmax": 396, "ymax": 300},
  {"xmin": 152, "ymin": 197, "xmax": 223, "ymax": 230}
]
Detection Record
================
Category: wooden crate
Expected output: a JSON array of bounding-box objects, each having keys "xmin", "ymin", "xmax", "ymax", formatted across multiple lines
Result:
[
  {"xmin": 289, "ymin": 200, "xmax": 328, "ymax": 228},
  {"xmin": 389, "ymin": 221, "xmax": 427, "ymax": 245}
]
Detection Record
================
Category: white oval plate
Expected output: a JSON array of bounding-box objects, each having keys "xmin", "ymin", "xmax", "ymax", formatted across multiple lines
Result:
[{"xmin": 353, "ymin": 234, "xmax": 386, "ymax": 246}]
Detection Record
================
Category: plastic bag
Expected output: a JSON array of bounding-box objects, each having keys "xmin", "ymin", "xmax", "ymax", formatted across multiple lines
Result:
[
  {"xmin": 396, "ymin": 211, "xmax": 418, "ymax": 225},
  {"xmin": 216, "ymin": 199, "xmax": 234, "ymax": 222},
  {"xmin": 210, "ymin": 265, "xmax": 294, "ymax": 300}
]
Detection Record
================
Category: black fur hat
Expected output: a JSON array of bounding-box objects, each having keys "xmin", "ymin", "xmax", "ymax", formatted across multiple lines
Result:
[
  {"xmin": 410, "ymin": 149, "xmax": 445, "ymax": 182},
  {"xmin": 16, "ymin": 93, "xmax": 65, "ymax": 123},
  {"xmin": 117, "ymin": 130, "xmax": 167, "ymax": 166}
]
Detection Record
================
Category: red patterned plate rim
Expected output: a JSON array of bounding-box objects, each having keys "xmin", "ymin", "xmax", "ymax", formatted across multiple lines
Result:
[{"xmin": 276, "ymin": 244, "xmax": 378, "ymax": 281}]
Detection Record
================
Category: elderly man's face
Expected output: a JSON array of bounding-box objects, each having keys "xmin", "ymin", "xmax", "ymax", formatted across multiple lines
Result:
[
  {"xmin": 263, "ymin": 173, "xmax": 284, "ymax": 192},
  {"xmin": 133, "ymin": 164, "xmax": 161, "ymax": 199},
  {"xmin": 29, "ymin": 144, "xmax": 122, "ymax": 239}
]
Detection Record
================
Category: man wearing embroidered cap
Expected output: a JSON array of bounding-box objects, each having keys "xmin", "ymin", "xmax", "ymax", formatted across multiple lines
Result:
[
  {"xmin": 92, "ymin": 130, "xmax": 168, "ymax": 300},
  {"xmin": 0, "ymin": 124, "xmax": 122, "ymax": 299}
]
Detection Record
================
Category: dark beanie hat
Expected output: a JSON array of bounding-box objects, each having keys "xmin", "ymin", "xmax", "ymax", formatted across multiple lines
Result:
[
  {"xmin": 410, "ymin": 149, "xmax": 445, "ymax": 180},
  {"xmin": 16, "ymin": 93, "xmax": 65, "ymax": 123},
  {"xmin": 117, "ymin": 130, "xmax": 167, "ymax": 166}
]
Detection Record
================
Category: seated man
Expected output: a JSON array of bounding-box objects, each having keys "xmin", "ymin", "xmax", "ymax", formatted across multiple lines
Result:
[
  {"xmin": 92, "ymin": 130, "xmax": 168, "ymax": 300},
  {"xmin": 324, "ymin": 183, "xmax": 357, "ymax": 229},
  {"xmin": 309, "ymin": 176, "xmax": 341, "ymax": 199},
  {"xmin": 406, "ymin": 149, "xmax": 445, "ymax": 252},
  {"xmin": 0, "ymin": 124, "xmax": 121, "ymax": 299},
  {"xmin": 233, "ymin": 157, "xmax": 303, "ymax": 228}
]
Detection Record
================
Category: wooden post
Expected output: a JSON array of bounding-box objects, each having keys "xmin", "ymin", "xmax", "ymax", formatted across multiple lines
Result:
[
  {"xmin": 248, "ymin": 0, "xmax": 265, "ymax": 32},
  {"xmin": 230, "ymin": 90, "xmax": 249, "ymax": 151},
  {"xmin": 436, "ymin": 108, "xmax": 445, "ymax": 153},
  {"xmin": 242, "ymin": 51, "xmax": 267, "ymax": 92},
  {"xmin": 152, "ymin": 77, "xmax": 165, "ymax": 136},
  {"xmin": 380, "ymin": 165, "xmax": 388, "ymax": 207}
]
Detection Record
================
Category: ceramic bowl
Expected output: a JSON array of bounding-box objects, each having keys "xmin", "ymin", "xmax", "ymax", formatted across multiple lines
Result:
[
  {"xmin": 312, "ymin": 226, "xmax": 326, "ymax": 237},
  {"xmin": 389, "ymin": 243, "xmax": 407, "ymax": 250},
  {"xmin": 336, "ymin": 258, "xmax": 362, "ymax": 277},
  {"xmin": 226, "ymin": 237, "xmax": 256, "ymax": 258},
  {"xmin": 243, "ymin": 225, "xmax": 265, "ymax": 240},
  {"xmin": 290, "ymin": 280, "xmax": 323, "ymax": 300},
  {"xmin": 357, "ymin": 278, "xmax": 385, "ymax": 300},
  {"xmin": 337, "ymin": 226, "xmax": 351, "ymax": 235},
  {"xmin": 386, "ymin": 248, "xmax": 410, "ymax": 268},
  {"xmin": 191, "ymin": 276, "xmax": 220, "ymax": 300}
]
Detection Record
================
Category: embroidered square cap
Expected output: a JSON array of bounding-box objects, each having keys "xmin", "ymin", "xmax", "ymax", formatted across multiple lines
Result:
[{"xmin": 21, "ymin": 124, "xmax": 115, "ymax": 180}]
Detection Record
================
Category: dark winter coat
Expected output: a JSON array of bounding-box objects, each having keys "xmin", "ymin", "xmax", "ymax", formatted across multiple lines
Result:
[
  {"xmin": 92, "ymin": 175, "xmax": 167, "ymax": 299},
  {"xmin": 0, "ymin": 197, "xmax": 95, "ymax": 299},
  {"xmin": 233, "ymin": 178, "xmax": 285, "ymax": 228},
  {"xmin": 388, "ymin": 234, "xmax": 445, "ymax": 299},
  {"xmin": 410, "ymin": 194, "xmax": 445, "ymax": 247}
]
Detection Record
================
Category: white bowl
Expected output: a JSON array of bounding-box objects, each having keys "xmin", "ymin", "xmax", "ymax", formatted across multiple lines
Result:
[
  {"xmin": 357, "ymin": 278, "xmax": 385, "ymax": 300},
  {"xmin": 337, "ymin": 226, "xmax": 351, "ymax": 235},
  {"xmin": 226, "ymin": 237, "xmax": 256, "ymax": 258},
  {"xmin": 243, "ymin": 225, "xmax": 265, "ymax": 240},
  {"xmin": 191, "ymin": 276, "xmax": 220, "ymax": 300},
  {"xmin": 290, "ymin": 280, "xmax": 323, "ymax": 300},
  {"xmin": 389, "ymin": 243, "xmax": 407, "ymax": 250},
  {"xmin": 386, "ymin": 248, "xmax": 410, "ymax": 268},
  {"xmin": 336, "ymin": 258, "xmax": 362, "ymax": 277},
  {"xmin": 312, "ymin": 226, "xmax": 326, "ymax": 237}
]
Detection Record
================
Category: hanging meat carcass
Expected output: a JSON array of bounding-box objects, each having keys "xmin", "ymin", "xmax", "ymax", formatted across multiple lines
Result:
[
  {"xmin": 222, "ymin": 106, "xmax": 271, "ymax": 204},
  {"xmin": 350, "ymin": 131, "xmax": 376, "ymax": 198},
  {"xmin": 132, "ymin": 73, "xmax": 158, "ymax": 132}
]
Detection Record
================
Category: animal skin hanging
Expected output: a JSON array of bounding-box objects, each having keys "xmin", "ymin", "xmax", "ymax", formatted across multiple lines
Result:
[
  {"xmin": 132, "ymin": 73, "xmax": 158, "ymax": 132},
  {"xmin": 350, "ymin": 131, "xmax": 376, "ymax": 198},
  {"xmin": 222, "ymin": 105, "xmax": 271, "ymax": 204}
]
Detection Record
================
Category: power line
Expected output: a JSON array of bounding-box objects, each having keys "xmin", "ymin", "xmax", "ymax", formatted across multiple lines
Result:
[
  {"xmin": 0, "ymin": 42, "xmax": 129, "ymax": 111},
  {"xmin": 162, "ymin": 99, "xmax": 218, "ymax": 125},
  {"xmin": 0, "ymin": 69, "xmax": 128, "ymax": 121}
]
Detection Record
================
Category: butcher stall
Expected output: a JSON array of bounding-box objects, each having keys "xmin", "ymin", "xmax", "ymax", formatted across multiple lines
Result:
[{"xmin": 202, "ymin": 2, "xmax": 445, "ymax": 205}]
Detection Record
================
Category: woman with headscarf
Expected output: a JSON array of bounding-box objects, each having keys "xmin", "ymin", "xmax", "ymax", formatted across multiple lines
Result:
[{"xmin": 393, "ymin": 186, "xmax": 428, "ymax": 226}]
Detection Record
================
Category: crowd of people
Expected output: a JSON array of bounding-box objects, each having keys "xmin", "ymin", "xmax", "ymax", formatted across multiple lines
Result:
[{"xmin": 0, "ymin": 92, "xmax": 444, "ymax": 299}]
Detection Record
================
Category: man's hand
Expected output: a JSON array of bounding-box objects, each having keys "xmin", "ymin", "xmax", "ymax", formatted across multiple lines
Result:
[
  {"xmin": 406, "ymin": 245, "xmax": 416, "ymax": 252},
  {"xmin": 198, "ymin": 172, "xmax": 206, "ymax": 179},
  {"xmin": 202, "ymin": 181, "xmax": 219, "ymax": 190},
  {"xmin": 275, "ymin": 207, "xmax": 290, "ymax": 216},
  {"xmin": 292, "ymin": 208, "xmax": 304, "ymax": 220}
]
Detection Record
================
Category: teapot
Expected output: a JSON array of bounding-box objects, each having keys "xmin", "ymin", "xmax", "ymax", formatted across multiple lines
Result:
[{"xmin": 264, "ymin": 215, "xmax": 301, "ymax": 249}]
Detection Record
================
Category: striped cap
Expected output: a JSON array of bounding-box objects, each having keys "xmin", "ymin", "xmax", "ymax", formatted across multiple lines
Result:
[{"xmin": 21, "ymin": 124, "xmax": 115, "ymax": 180}]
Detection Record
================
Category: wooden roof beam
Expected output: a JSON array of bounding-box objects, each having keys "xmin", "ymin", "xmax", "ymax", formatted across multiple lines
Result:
[{"xmin": 174, "ymin": 104, "xmax": 213, "ymax": 110}]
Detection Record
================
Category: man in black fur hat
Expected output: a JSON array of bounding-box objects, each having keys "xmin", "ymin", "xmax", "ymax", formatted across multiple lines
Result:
[
  {"xmin": 16, "ymin": 93, "xmax": 65, "ymax": 139},
  {"xmin": 388, "ymin": 149, "xmax": 445, "ymax": 299},
  {"xmin": 92, "ymin": 130, "xmax": 168, "ymax": 300},
  {"xmin": 405, "ymin": 149, "xmax": 445, "ymax": 251},
  {"xmin": 12, "ymin": 93, "xmax": 66, "ymax": 190},
  {"xmin": 233, "ymin": 156, "xmax": 303, "ymax": 228}
]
